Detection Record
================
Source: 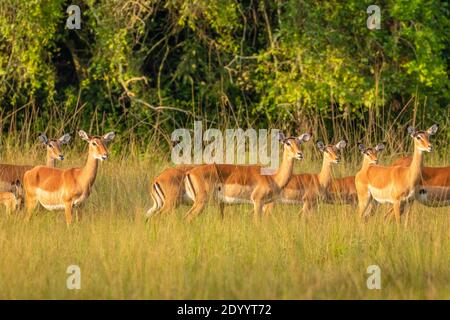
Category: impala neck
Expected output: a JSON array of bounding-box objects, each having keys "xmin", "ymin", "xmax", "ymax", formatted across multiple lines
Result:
[
  {"xmin": 318, "ymin": 157, "xmax": 333, "ymax": 189},
  {"xmin": 79, "ymin": 148, "xmax": 99, "ymax": 190},
  {"xmin": 46, "ymin": 152, "xmax": 56, "ymax": 168},
  {"xmin": 361, "ymin": 158, "xmax": 372, "ymax": 171},
  {"xmin": 408, "ymin": 143, "xmax": 424, "ymax": 187},
  {"xmin": 273, "ymin": 152, "xmax": 295, "ymax": 188}
]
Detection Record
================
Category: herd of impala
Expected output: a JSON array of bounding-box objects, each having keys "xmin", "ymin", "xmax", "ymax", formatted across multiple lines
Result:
[
  {"xmin": 0, "ymin": 124, "xmax": 448, "ymax": 226},
  {"xmin": 148, "ymin": 124, "xmax": 448, "ymax": 225}
]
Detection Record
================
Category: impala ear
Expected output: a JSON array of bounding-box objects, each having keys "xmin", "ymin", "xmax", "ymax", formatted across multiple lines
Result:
[
  {"xmin": 375, "ymin": 143, "xmax": 385, "ymax": 152},
  {"xmin": 407, "ymin": 126, "xmax": 417, "ymax": 137},
  {"xmin": 58, "ymin": 133, "xmax": 71, "ymax": 145},
  {"xmin": 277, "ymin": 132, "xmax": 286, "ymax": 142},
  {"xmin": 427, "ymin": 124, "xmax": 438, "ymax": 136},
  {"xmin": 10, "ymin": 180, "xmax": 21, "ymax": 198},
  {"xmin": 335, "ymin": 139, "xmax": 347, "ymax": 150},
  {"xmin": 298, "ymin": 133, "xmax": 311, "ymax": 143},
  {"xmin": 10, "ymin": 180, "xmax": 20, "ymax": 191},
  {"xmin": 316, "ymin": 140, "xmax": 325, "ymax": 152},
  {"xmin": 102, "ymin": 132, "xmax": 116, "ymax": 142},
  {"xmin": 78, "ymin": 130, "xmax": 90, "ymax": 141},
  {"xmin": 358, "ymin": 143, "xmax": 366, "ymax": 153},
  {"xmin": 38, "ymin": 133, "xmax": 48, "ymax": 145}
]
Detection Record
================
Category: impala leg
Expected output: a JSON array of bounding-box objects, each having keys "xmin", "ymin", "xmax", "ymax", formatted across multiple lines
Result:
[
  {"xmin": 159, "ymin": 201, "xmax": 176, "ymax": 215},
  {"xmin": 184, "ymin": 192, "xmax": 207, "ymax": 222},
  {"xmin": 403, "ymin": 202, "xmax": 412, "ymax": 227},
  {"xmin": 185, "ymin": 200, "xmax": 206, "ymax": 222},
  {"xmin": 263, "ymin": 202, "xmax": 274, "ymax": 216},
  {"xmin": 392, "ymin": 201, "xmax": 402, "ymax": 225},
  {"xmin": 384, "ymin": 207, "xmax": 394, "ymax": 221},
  {"xmin": 300, "ymin": 199, "xmax": 313, "ymax": 217},
  {"xmin": 253, "ymin": 200, "xmax": 263, "ymax": 223},
  {"xmin": 357, "ymin": 190, "xmax": 372, "ymax": 221},
  {"xmin": 5, "ymin": 201, "xmax": 12, "ymax": 217},
  {"xmin": 364, "ymin": 201, "xmax": 377, "ymax": 218},
  {"xmin": 219, "ymin": 202, "xmax": 225, "ymax": 219},
  {"xmin": 24, "ymin": 195, "xmax": 38, "ymax": 222},
  {"xmin": 64, "ymin": 202, "xmax": 73, "ymax": 226},
  {"xmin": 159, "ymin": 189, "xmax": 180, "ymax": 215},
  {"xmin": 75, "ymin": 207, "xmax": 82, "ymax": 222}
]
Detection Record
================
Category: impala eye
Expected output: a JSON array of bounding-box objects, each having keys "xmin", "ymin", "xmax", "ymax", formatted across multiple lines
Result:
[{"xmin": 92, "ymin": 142, "xmax": 97, "ymax": 147}]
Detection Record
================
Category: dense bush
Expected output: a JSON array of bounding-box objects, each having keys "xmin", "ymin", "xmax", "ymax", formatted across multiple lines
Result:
[{"xmin": 0, "ymin": 0, "xmax": 448, "ymax": 152}]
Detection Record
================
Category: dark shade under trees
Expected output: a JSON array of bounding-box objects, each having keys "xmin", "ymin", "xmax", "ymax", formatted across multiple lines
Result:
[{"xmin": 0, "ymin": 0, "xmax": 448, "ymax": 154}]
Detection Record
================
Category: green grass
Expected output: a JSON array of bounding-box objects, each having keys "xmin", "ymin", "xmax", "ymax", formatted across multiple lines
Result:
[{"xmin": 0, "ymin": 153, "xmax": 448, "ymax": 299}]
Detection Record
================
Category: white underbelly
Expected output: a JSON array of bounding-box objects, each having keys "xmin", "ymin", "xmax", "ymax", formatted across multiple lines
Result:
[
  {"xmin": 368, "ymin": 186, "xmax": 394, "ymax": 204},
  {"xmin": 217, "ymin": 184, "xmax": 254, "ymax": 204},
  {"xmin": 37, "ymin": 188, "xmax": 65, "ymax": 211},
  {"xmin": 369, "ymin": 185, "xmax": 415, "ymax": 204},
  {"xmin": 217, "ymin": 194, "xmax": 253, "ymax": 204},
  {"xmin": 279, "ymin": 198, "xmax": 303, "ymax": 204},
  {"xmin": 40, "ymin": 203, "xmax": 65, "ymax": 211}
]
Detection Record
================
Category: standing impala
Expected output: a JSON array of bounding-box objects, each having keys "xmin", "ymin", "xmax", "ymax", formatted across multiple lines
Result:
[
  {"xmin": 390, "ymin": 157, "xmax": 450, "ymax": 207},
  {"xmin": 23, "ymin": 130, "xmax": 115, "ymax": 225},
  {"xmin": 274, "ymin": 140, "xmax": 347, "ymax": 214},
  {"xmin": 0, "ymin": 133, "xmax": 70, "ymax": 193},
  {"xmin": 355, "ymin": 124, "xmax": 438, "ymax": 224},
  {"xmin": 351, "ymin": 143, "xmax": 385, "ymax": 216},
  {"xmin": 146, "ymin": 164, "xmax": 196, "ymax": 217},
  {"xmin": 183, "ymin": 132, "xmax": 311, "ymax": 221}
]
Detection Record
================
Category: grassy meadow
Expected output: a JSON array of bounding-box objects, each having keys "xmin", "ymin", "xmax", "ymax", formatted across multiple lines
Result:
[{"xmin": 0, "ymin": 145, "xmax": 448, "ymax": 300}]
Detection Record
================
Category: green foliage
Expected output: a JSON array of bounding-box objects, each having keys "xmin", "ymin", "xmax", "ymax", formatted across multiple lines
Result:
[{"xmin": 0, "ymin": 0, "xmax": 448, "ymax": 148}]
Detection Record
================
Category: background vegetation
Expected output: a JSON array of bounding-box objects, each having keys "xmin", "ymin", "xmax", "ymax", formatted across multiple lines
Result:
[{"xmin": 0, "ymin": 0, "xmax": 448, "ymax": 156}]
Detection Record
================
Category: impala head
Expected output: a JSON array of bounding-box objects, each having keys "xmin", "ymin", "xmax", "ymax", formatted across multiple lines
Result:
[
  {"xmin": 317, "ymin": 139, "xmax": 347, "ymax": 164},
  {"xmin": 358, "ymin": 143, "xmax": 385, "ymax": 165},
  {"xmin": 278, "ymin": 132, "xmax": 311, "ymax": 160},
  {"xmin": 78, "ymin": 130, "xmax": 116, "ymax": 161},
  {"xmin": 10, "ymin": 180, "xmax": 23, "ymax": 209},
  {"xmin": 39, "ymin": 133, "xmax": 71, "ymax": 161},
  {"xmin": 407, "ymin": 124, "xmax": 438, "ymax": 152}
]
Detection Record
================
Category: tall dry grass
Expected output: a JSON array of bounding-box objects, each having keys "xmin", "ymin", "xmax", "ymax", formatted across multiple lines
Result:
[{"xmin": 0, "ymin": 142, "xmax": 448, "ymax": 299}]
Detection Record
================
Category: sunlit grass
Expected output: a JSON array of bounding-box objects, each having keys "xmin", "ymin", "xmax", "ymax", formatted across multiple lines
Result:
[{"xmin": 0, "ymin": 150, "xmax": 448, "ymax": 299}]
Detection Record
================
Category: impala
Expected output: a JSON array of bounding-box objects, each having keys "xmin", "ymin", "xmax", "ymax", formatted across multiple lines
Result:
[
  {"xmin": 23, "ymin": 130, "xmax": 115, "ymax": 225},
  {"xmin": 355, "ymin": 124, "xmax": 438, "ymax": 224},
  {"xmin": 389, "ymin": 157, "xmax": 450, "ymax": 207},
  {"xmin": 275, "ymin": 139, "xmax": 347, "ymax": 214},
  {"xmin": 183, "ymin": 132, "xmax": 311, "ymax": 221},
  {"xmin": 0, "ymin": 180, "xmax": 23, "ymax": 215},
  {"xmin": 0, "ymin": 133, "xmax": 71, "ymax": 192},
  {"xmin": 353, "ymin": 142, "xmax": 385, "ymax": 217},
  {"xmin": 146, "ymin": 164, "xmax": 196, "ymax": 217}
]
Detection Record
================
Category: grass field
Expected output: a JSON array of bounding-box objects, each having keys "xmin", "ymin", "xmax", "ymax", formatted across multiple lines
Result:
[{"xmin": 0, "ymin": 150, "xmax": 448, "ymax": 299}]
